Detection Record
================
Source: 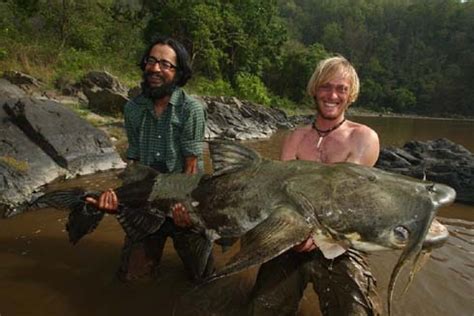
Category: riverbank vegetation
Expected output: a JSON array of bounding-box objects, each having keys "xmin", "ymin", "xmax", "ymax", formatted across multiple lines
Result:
[{"xmin": 1, "ymin": 0, "xmax": 473, "ymax": 117}]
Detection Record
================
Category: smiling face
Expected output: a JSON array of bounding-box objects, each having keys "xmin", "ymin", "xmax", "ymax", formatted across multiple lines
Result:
[
  {"xmin": 142, "ymin": 44, "xmax": 178, "ymax": 100},
  {"xmin": 307, "ymin": 57, "xmax": 360, "ymax": 121},
  {"xmin": 145, "ymin": 44, "xmax": 177, "ymax": 87},
  {"xmin": 314, "ymin": 75, "xmax": 352, "ymax": 120}
]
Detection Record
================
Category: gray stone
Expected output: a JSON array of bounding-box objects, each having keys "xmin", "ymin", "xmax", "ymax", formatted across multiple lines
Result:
[
  {"xmin": 376, "ymin": 138, "xmax": 474, "ymax": 205},
  {"xmin": 0, "ymin": 78, "xmax": 27, "ymax": 98},
  {"xmin": 0, "ymin": 97, "xmax": 125, "ymax": 217},
  {"xmin": 201, "ymin": 96, "xmax": 296, "ymax": 141},
  {"xmin": 0, "ymin": 98, "xmax": 66, "ymax": 216},
  {"xmin": 3, "ymin": 71, "xmax": 43, "ymax": 88},
  {"xmin": 81, "ymin": 71, "xmax": 129, "ymax": 115}
]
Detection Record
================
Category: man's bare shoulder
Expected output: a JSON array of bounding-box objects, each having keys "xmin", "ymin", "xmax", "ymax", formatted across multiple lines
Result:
[{"xmin": 346, "ymin": 120, "xmax": 378, "ymax": 140}]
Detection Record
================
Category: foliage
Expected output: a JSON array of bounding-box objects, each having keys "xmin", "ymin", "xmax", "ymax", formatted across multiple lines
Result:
[
  {"xmin": 1, "ymin": 0, "xmax": 473, "ymax": 116},
  {"xmin": 278, "ymin": 0, "xmax": 474, "ymax": 116},
  {"xmin": 188, "ymin": 76, "xmax": 235, "ymax": 96},
  {"xmin": 234, "ymin": 72, "xmax": 271, "ymax": 105},
  {"xmin": 142, "ymin": 1, "xmax": 287, "ymax": 81}
]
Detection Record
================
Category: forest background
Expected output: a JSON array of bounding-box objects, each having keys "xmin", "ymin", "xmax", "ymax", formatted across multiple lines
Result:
[{"xmin": 1, "ymin": 0, "xmax": 473, "ymax": 117}]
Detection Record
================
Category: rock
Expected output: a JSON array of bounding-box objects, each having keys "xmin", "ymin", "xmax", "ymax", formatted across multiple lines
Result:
[
  {"xmin": 376, "ymin": 138, "xmax": 474, "ymax": 205},
  {"xmin": 81, "ymin": 71, "xmax": 129, "ymax": 115},
  {"xmin": 0, "ymin": 98, "xmax": 67, "ymax": 216},
  {"xmin": 0, "ymin": 78, "xmax": 27, "ymax": 98},
  {"xmin": 54, "ymin": 76, "xmax": 84, "ymax": 98},
  {"xmin": 0, "ymin": 97, "xmax": 125, "ymax": 217},
  {"xmin": 3, "ymin": 71, "xmax": 43, "ymax": 88},
  {"xmin": 201, "ymin": 96, "xmax": 297, "ymax": 140}
]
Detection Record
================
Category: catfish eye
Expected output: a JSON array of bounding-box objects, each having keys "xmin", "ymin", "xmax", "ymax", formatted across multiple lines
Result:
[{"xmin": 393, "ymin": 226, "xmax": 409, "ymax": 243}]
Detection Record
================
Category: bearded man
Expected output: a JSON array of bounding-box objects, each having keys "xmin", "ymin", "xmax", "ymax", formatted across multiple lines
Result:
[{"xmin": 87, "ymin": 36, "xmax": 211, "ymax": 282}]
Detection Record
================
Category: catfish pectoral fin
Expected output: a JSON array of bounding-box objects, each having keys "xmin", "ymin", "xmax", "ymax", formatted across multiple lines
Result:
[
  {"xmin": 207, "ymin": 206, "xmax": 312, "ymax": 282},
  {"xmin": 116, "ymin": 206, "xmax": 166, "ymax": 241},
  {"xmin": 67, "ymin": 204, "xmax": 104, "ymax": 244},
  {"xmin": 174, "ymin": 232, "xmax": 214, "ymax": 281},
  {"xmin": 215, "ymin": 237, "xmax": 239, "ymax": 253}
]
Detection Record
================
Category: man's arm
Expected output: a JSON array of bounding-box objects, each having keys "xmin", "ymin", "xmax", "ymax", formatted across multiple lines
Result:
[
  {"xmin": 174, "ymin": 100, "xmax": 206, "ymax": 227},
  {"xmin": 346, "ymin": 127, "xmax": 380, "ymax": 167}
]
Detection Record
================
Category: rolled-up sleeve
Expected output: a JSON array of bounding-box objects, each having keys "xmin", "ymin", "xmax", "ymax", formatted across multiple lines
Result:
[{"xmin": 180, "ymin": 100, "xmax": 206, "ymax": 157}]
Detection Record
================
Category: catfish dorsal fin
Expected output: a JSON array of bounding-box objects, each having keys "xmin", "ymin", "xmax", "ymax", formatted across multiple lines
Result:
[{"xmin": 208, "ymin": 141, "xmax": 262, "ymax": 176}]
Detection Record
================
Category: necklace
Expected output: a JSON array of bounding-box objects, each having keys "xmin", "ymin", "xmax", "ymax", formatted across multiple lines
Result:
[{"xmin": 312, "ymin": 118, "xmax": 346, "ymax": 148}]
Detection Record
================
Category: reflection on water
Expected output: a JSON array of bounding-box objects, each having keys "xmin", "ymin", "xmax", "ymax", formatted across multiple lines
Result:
[
  {"xmin": 1, "ymin": 117, "xmax": 474, "ymax": 316},
  {"xmin": 352, "ymin": 115, "xmax": 474, "ymax": 152}
]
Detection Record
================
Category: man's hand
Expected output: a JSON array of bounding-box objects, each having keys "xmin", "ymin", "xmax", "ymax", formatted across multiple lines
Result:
[
  {"xmin": 85, "ymin": 189, "xmax": 118, "ymax": 214},
  {"xmin": 172, "ymin": 202, "xmax": 192, "ymax": 228},
  {"xmin": 184, "ymin": 156, "xmax": 198, "ymax": 174},
  {"xmin": 293, "ymin": 236, "xmax": 318, "ymax": 252}
]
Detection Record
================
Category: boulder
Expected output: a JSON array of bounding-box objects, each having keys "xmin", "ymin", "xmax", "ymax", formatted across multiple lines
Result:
[
  {"xmin": 81, "ymin": 71, "xmax": 129, "ymax": 115},
  {"xmin": 376, "ymin": 138, "xmax": 474, "ymax": 205},
  {"xmin": 0, "ymin": 98, "xmax": 67, "ymax": 216},
  {"xmin": 0, "ymin": 97, "xmax": 125, "ymax": 217},
  {"xmin": 200, "ymin": 96, "xmax": 296, "ymax": 140},
  {"xmin": 3, "ymin": 70, "xmax": 43, "ymax": 89},
  {"xmin": 0, "ymin": 78, "xmax": 27, "ymax": 98}
]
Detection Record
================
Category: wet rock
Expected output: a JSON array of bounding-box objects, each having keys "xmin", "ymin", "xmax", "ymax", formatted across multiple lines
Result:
[
  {"xmin": 376, "ymin": 138, "xmax": 474, "ymax": 205},
  {"xmin": 200, "ymin": 96, "xmax": 296, "ymax": 140},
  {"xmin": 81, "ymin": 71, "xmax": 129, "ymax": 115},
  {"xmin": 0, "ymin": 97, "xmax": 125, "ymax": 217},
  {"xmin": 0, "ymin": 98, "xmax": 66, "ymax": 216}
]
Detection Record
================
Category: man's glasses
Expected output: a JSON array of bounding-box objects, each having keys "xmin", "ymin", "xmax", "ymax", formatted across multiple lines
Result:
[
  {"xmin": 145, "ymin": 56, "xmax": 177, "ymax": 71},
  {"xmin": 318, "ymin": 83, "xmax": 349, "ymax": 96}
]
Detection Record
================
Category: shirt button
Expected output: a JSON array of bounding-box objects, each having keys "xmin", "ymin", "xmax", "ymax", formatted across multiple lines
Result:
[
  {"xmin": 158, "ymin": 135, "xmax": 162, "ymax": 139},
  {"xmin": 156, "ymin": 152, "xmax": 160, "ymax": 156}
]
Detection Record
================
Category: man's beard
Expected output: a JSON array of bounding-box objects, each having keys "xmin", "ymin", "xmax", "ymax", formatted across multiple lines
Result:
[{"xmin": 141, "ymin": 71, "xmax": 177, "ymax": 101}]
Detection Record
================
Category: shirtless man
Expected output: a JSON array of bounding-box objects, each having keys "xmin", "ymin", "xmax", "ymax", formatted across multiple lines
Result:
[{"xmin": 249, "ymin": 56, "xmax": 383, "ymax": 316}]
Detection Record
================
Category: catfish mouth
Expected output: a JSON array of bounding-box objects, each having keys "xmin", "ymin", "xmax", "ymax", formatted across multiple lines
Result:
[{"xmin": 422, "ymin": 218, "xmax": 449, "ymax": 250}]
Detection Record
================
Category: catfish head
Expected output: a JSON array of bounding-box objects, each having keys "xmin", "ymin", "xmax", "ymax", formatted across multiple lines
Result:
[{"xmin": 287, "ymin": 162, "xmax": 456, "ymax": 315}]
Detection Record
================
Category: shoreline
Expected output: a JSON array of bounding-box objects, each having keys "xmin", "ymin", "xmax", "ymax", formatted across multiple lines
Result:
[{"xmin": 345, "ymin": 107, "xmax": 474, "ymax": 122}]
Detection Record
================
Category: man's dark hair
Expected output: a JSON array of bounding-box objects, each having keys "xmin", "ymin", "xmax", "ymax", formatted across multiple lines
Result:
[{"xmin": 139, "ymin": 36, "xmax": 192, "ymax": 87}]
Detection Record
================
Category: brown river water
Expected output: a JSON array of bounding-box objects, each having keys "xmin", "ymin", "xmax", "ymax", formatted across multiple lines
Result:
[{"xmin": 1, "ymin": 115, "xmax": 473, "ymax": 316}]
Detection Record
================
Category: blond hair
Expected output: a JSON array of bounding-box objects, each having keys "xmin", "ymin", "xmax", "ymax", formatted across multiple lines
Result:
[{"xmin": 306, "ymin": 56, "xmax": 360, "ymax": 105}]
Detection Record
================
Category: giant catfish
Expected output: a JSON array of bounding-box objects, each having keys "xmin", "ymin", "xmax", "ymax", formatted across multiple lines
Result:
[{"xmin": 31, "ymin": 141, "xmax": 455, "ymax": 314}]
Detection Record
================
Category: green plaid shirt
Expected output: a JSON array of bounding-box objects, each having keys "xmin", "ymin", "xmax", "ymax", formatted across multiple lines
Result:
[{"xmin": 124, "ymin": 88, "xmax": 206, "ymax": 173}]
